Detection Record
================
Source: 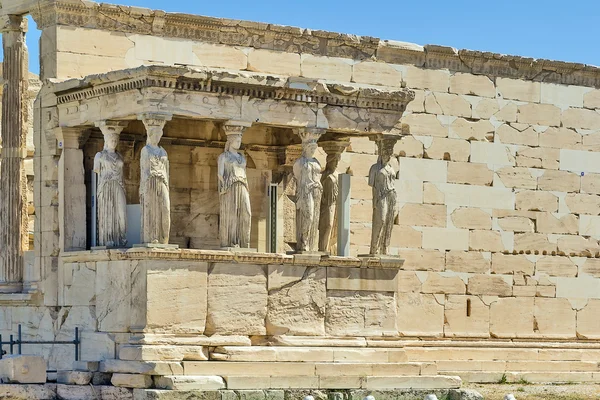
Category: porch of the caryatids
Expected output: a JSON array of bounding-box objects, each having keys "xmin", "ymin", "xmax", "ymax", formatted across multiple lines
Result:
[{"xmin": 0, "ymin": 15, "xmax": 29, "ymax": 293}]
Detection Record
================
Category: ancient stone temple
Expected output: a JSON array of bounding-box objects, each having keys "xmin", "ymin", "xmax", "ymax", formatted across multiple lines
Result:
[{"xmin": 3, "ymin": 0, "xmax": 600, "ymax": 399}]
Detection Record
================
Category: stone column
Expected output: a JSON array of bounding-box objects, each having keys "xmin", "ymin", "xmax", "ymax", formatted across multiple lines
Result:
[
  {"xmin": 0, "ymin": 16, "xmax": 29, "ymax": 293},
  {"xmin": 57, "ymin": 127, "xmax": 89, "ymax": 252},
  {"xmin": 317, "ymin": 139, "xmax": 350, "ymax": 254}
]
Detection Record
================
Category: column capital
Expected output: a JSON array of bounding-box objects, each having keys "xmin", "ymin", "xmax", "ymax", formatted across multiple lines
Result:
[
  {"xmin": 56, "ymin": 126, "xmax": 90, "ymax": 149},
  {"xmin": 318, "ymin": 139, "xmax": 351, "ymax": 155},
  {"xmin": 95, "ymin": 120, "xmax": 129, "ymax": 136},
  {"xmin": 0, "ymin": 14, "xmax": 26, "ymax": 33},
  {"xmin": 138, "ymin": 112, "xmax": 172, "ymax": 128},
  {"xmin": 294, "ymin": 127, "xmax": 326, "ymax": 143},
  {"xmin": 222, "ymin": 120, "xmax": 252, "ymax": 136}
]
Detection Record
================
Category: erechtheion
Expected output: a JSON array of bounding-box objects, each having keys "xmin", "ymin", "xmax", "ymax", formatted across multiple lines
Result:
[{"xmin": 2, "ymin": 1, "xmax": 600, "ymax": 399}]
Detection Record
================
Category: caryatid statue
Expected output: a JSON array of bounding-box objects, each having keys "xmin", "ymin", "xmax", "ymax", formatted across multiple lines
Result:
[
  {"xmin": 139, "ymin": 113, "xmax": 172, "ymax": 245},
  {"xmin": 218, "ymin": 122, "xmax": 252, "ymax": 248},
  {"xmin": 293, "ymin": 128, "xmax": 324, "ymax": 252},
  {"xmin": 318, "ymin": 140, "xmax": 349, "ymax": 253},
  {"xmin": 94, "ymin": 121, "xmax": 128, "ymax": 248},
  {"xmin": 369, "ymin": 137, "xmax": 398, "ymax": 255}
]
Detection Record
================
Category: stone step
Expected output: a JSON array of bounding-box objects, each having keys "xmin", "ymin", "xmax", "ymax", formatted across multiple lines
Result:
[
  {"xmin": 437, "ymin": 360, "xmax": 600, "ymax": 372},
  {"xmin": 223, "ymin": 375, "xmax": 461, "ymax": 390},
  {"xmin": 448, "ymin": 371, "xmax": 600, "ymax": 384},
  {"xmin": 405, "ymin": 346, "xmax": 600, "ymax": 362},
  {"xmin": 183, "ymin": 361, "xmax": 437, "ymax": 377},
  {"xmin": 211, "ymin": 346, "xmax": 408, "ymax": 362}
]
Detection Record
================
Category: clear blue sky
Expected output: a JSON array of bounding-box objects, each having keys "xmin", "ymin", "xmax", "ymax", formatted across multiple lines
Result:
[{"xmin": 10, "ymin": 0, "xmax": 600, "ymax": 74}]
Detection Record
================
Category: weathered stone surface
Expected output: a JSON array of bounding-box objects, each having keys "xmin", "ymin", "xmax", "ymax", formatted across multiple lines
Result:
[
  {"xmin": 397, "ymin": 292, "xmax": 444, "ymax": 337},
  {"xmin": 469, "ymin": 230, "xmax": 505, "ymax": 252},
  {"xmin": 445, "ymin": 251, "xmax": 490, "ymax": 273},
  {"xmin": 424, "ymin": 138, "xmax": 470, "ymax": 162},
  {"xmin": 267, "ymin": 266, "xmax": 326, "ymax": 336},
  {"xmin": 444, "ymin": 295, "xmax": 490, "ymax": 337},
  {"xmin": 421, "ymin": 272, "xmax": 466, "ymax": 294},
  {"xmin": 517, "ymin": 103, "xmax": 561, "ymax": 126},
  {"xmin": 398, "ymin": 204, "xmax": 446, "ymax": 227},
  {"xmin": 536, "ymin": 213, "xmax": 578, "ymax": 235},
  {"xmin": 565, "ymin": 193, "xmax": 600, "ymax": 215},
  {"xmin": 557, "ymin": 236, "xmax": 599, "ymax": 256},
  {"xmin": 154, "ymin": 375, "xmax": 225, "ymax": 390},
  {"xmin": 450, "ymin": 73, "xmax": 495, "ymax": 98},
  {"xmin": 497, "ymin": 78, "xmax": 540, "ymax": 103},
  {"xmin": 248, "ymin": 49, "xmax": 300, "ymax": 76},
  {"xmin": 301, "ymin": 54, "xmax": 352, "ymax": 81},
  {"xmin": 467, "ymin": 275, "xmax": 512, "ymax": 296},
  {"xmin": 394, "ymin": 135, "xmax": 423, "ymax": 157},
  {"xmin": 516, "ymin": 191, "xmax": 558, "ymax": 212},
  {"xmin": 490, "ymin": 297, "xmax": 534, "ymax": 338},
  {"xmin": 404, "ymin": 66, "xmax": 449, "ymax": 92},
  {"xmin": 516, "ymin": 147, "xmax": 560, "ymax": 169},
  {"xmin": 470, "ymin": 142, "xmax": 515, "ymax": 166},
  {"xmin": 497, "ymin": 216, "xmax": 535, "ymax": 232},
  {"xmin": 491, "ymin": 253, "xmax": 534, "ymax": 275},
  {"xmin": 206, "ymin": 264, "xmax": 267, "ymax": 335},
  {"xmin": 423, "ymin": 182, "xmax": 445, "ymax": 205},
  {"xmin": 562, "ymin": 108, "xmax": 600, "ymax": 130},
  {"xmin": 534, "ymin": 298, "xmax": 576, "ymax": 338},
  {"xmin": 450, "ymin": 119, "xmax": 494, "ymax": 141},
  {"xmin": 451, "ymin": 208, "xmax": 491, "ymax": 230},
  {"xmin": 326, "ymin": 291, "xmax": 397, "ymax": 336},
  {"xmin": 119, "ymin": 345, "xmax": 208, "ymax": 362},
  {"xmin": 0, "ymin": 355, "xmax": 46, "ymax": 384},
  {"xmin": 99, "ymin": 360, "xmax": 183, "ymax": 376},
  {"xmin": 425, "ymin": 93, "xmax": 471, "ymax": 118},
  {"xmin": 581, "ymin": 173, "xmax": 600, "ymax": 194},
  {"xmin": 577, "ymin": 299, "xmax": 600, "ymax": 339},
  {"xmin": 403, "ymin": 113, "xmax": 448, "ymax": 137},
  {"xmin": 96, "ymin": 260, "xmax": 132, "ymax": 332},
  {"xmin": 421, "ymin": 228, "xmax": 469, "ymax": 251},
  {"xmin": 447, "ymin": 162, "xmax": 493, "ymax": 186},
  {"xmin": 537, "ymin": 170, "xmax": 580, "ymax": 192},
  {"xmin": 514, "ymin": 233, "xmax": 556, "ymax": 253},
  {"xmin": 56, "ymin": 370, "xmax": 93, "ymax": 385},
  {"xmin": 535, "ymin": 256, "xmax": 577, "ymax": 277},
  {"xmin": 495, "ymin": 167, "xmax": 537, "ymax": 189},
  {"xmin": 496, "ymin": 123, "xmax": 538, "ymax": 146},
  {"xmin": 539, "ymin": 127, "xmax": 581, "ymax": 149},
  {"xmin": 0, "ymin": 384, "xmax": 57, "ymax": 400},
  {"xmin": 397, "ymin": 249, "xmax": 445, "ymax": 271},
  {"xmin": 112, "ymin": 373, "xmax": 153, "ymax": 389},
  {"xmin": 352, "ymin": 61, "xmax": 402, "ymax": 86}
]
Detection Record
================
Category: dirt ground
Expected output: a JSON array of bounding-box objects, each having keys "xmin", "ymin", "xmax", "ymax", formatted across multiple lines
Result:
[{"xmin": 466, "ymin": 383, "xmax": 600, "ymax": 400}]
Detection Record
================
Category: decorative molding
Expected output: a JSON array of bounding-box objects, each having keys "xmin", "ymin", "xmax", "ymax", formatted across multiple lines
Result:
[
  {"xmin": 27, "ymin": 0, "xmax": 600, "ymax": 88},
  {"xmin": 53, "ymin": 65, "xmax": 415, "ymax": 113}
]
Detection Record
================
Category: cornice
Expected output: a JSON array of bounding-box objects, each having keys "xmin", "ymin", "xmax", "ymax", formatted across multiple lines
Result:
[
  {"xmin": 27, "ymin": 0, "xmax": 600, "ymax": 88},
  {"xmin": 52, "ymin": 65, "xmax": 415, "ymax": 113}
]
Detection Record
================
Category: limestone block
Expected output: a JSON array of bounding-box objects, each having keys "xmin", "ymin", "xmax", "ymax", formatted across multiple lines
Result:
[
  {"xmin": 327, "ymin": 268, "xmax": 397, "ymax": 292},
  {"xmin": 495, "ymin": 167, "xmax": 537, "ymax": 189},
  {"xmin": 512, "ymin": 286, "xmax": 538, "ymax": 297},
  {"xmin": 535, "ymin": 256, "xmax": 577, "ymax": 277},
  {"xmin": 584, "ymin": 89, "xmax": 600, "ymax": 109},
  {"xmin": 398, "ymin": 157, "xmax": 448, "ymax": 182},
  {"xmin": 496, "ymin": 78, "xmax": 540, "ymax": 103},
  {"xmin": 62, "ymin": 262, "xmax": 96, "ymax": 306},
  {"xmin": 555, "ymin": 276, "xmax": 600, "ymax": 299},
  {"xmin": 497, "ymin": 216, "xmax": 535, "ymax": 232},
  {"xmin": 348, "ymin": 137, "xmax": 376, "ymax": 154},
  {"xmin": 407, "ymin": 90, "xmax": 426, "ymax": 113},
  {"xmin": 469, "ymin": 230, "xmax": 506, "ymax": 252},
  {"xmin": 421, "ymin": 272, "xmax": 466, "ymax": 294},
  {"xmin": 396, "ymin": 179, "xmax": 424, "ymax": 204},
  {"xmin": 397, "ymin": 271, "xmax": 423, "ymax": 292},
  {"xmin": 539, "ymin": 127, "xmax": 581, "ymax": 149},
  {"xmin": 80, "ymin": 332, "xmax": 116, "ymax": 362},
  {"xmin": 496, "ymin": 124, "xmax": 538, "ymax": 146},
  {"xmin": 402, "ymin": 113, "xmax": 448, "ymax": 137},
  {"xmin": 557, "ymin": 235, "xmax": 600, "ymax": 256},
  {"xmin": 301, "ymin": 54, "xmax": 352, "ymax": 81},
  {"xmin": 424, "ymin": 182, "xmax": 445, "ymax": 205},
  {"xmin": 267, "ymin": 266, "xmax": 326, "ymax": 336},
  {"xmin": 364, "ymin": 375, "xmax": 461, "ymax": 389},
  {"xmin": 390, "ymin": 225, "xmax": 422, "ymax": 248},
  {"xmin": 565, "ymin": 193, "xmax": 600, "ymax": 215},
  {"xmin": 193, "ymin": 43, "xmax": 247, "ymax": 70},
  {"xmin": 581, "ymin": 173, "xmax": 600, "ymax": 194},
  {"xmin": 326, "ymin": 291, "xmax": 397, "ymax": 336},
  {"xmin": 450, "ymin": 118, "xmax": 494, "ymax": 141},
  {"xmin": 248, "ymin": 49, "xmax": 300, "ymax": 76},
  {"xmin": 425, "ymin": 93, "xmax": 471, "ymax": 118},
  {"xmin": 470, "ymin": 142, "xmax": 515, "ymax": 166},
  {"xmin": 421, "ymin": 228, "xmax": 469, "ymax": 251},
  {"xmin": 424, "ymin": 138, "xmax": 470, "ymax": 162},
  {"xmin": 142, "ymin": 261, "xmax": 208, "ymax": 334},
  {"xmin": 537, "ymin": 213, "xmax": 578, "ymax": 235},
  {"xmin": 56, "ymin": 27, "xmax": 134, "ymax": 58},
  {"xmin": 439, "ymin": 183, "xmax": 515, "ymax": 210},
  {"xmin": 445, "ymin": 251, "xmax": 490, "ymax": 273},
  {"xmin": 57, "ymin": 370, "xmax": 93, "ymax": 385},
  {"xmin": 206, "ymin": 264, "xmax": 267, "ymax": 335},
  {"xmin": 473, "ymin": 98, "xmax": 500, "ymax": 119},
  {"xmin": 579, "ymin": 258, "xmax": 600, "ymax": 277},
  {"xmin": 541, "ymin": 83, "xmax": 590, "ymax": 108},
  {"xmin": 119, "ymin": 345, "xmax": 208, "ymax": 362},
  {"xmin": 451, "ymin": 207, "xmax": 492, "ymax": 230},
  {"xmin": 352, "ymin": 61, "xmax": 402, "ymax": 86},
  {"xmin": 444, "ymin": 295, "xmax": 490, "ymax": 337},
  {"xmin": 514, "ymin": 233, "xmax": 556, "ymax": 253},
  {"xmin": 397, "ymin": 250, "xmax": 445, "ymax": 272},
  {"xmin": 516, "ymin": 147, "xmax": 559, "ymax": 170},
  {"xmin": 538, "ymin": 170, "xmax": 581, "ymax": 193},
  {"xmin": 349, "ymin": 153, "xmax": 378, "ymax": 177},
  {"xmin": 154, "ymin": 375, "xmax": 225, "ymax": 390},
  {"xmin": 404, "ymin": 66, "xmax": 449, "ymax": 92},
  {"xmin": 447, "ymin": 162, "xmax": 493, "ymax": 186},
  {"xmin": 577, "ymin": 299, "xmax": 600, "ymax": 339},
  {"xmin": 562, "ymin": 108, "xmax": 600, "ymax": 130},
  {"xmin": 467, "ymin": 275, "xmax": 512, "ymax": 296},
  {"xmin": 112, "ymin": 373, "xmax": 152, "ymax": 389},
  {"xmin": 96, "ymin": 260, "xmax": 132, "ymax": 332},
  {"xmin": 396, "ymin": 292, "xmax": 444, "ymax": 337},
  {"xmin": 0, "ymin": 355, "xmax": 46, "ymax": 384},
  {"xmin": 491, "ymin": 253, "xmax": 534, "ymax": 275},
  {"xmin": 490, "ymin": 297, "xmax": 534, "ymax": 338},
  {"xmin": 582, "ymin": 132, "xmax": 600, "ymax": 149},
  {"xmin": 131, "ymin": 35, "xmax": 195, "ymax": 66},
  {"xmin": 534, "ymin": 298, "xmax": 576, "ymax": 338},
  {"xmin": 395, "ymin": 135, "xmax": 424, "ymax": 157},
  {"xmin": 517, "ymin": 103, "xmax": 561, "ymax": 126},
  {"xmin": 398, "ymin": 204, "xmax": 446, "ymax": 227},
  {"xmin": 100, "ymin": 360, "xmax": 183, "ymax": 375},
  {"xmin": 450, "ymin": 73, "xmax": 495, "ymax": 98},
  {"xmin": 516, "ymin": 191, "xmax": 558, "ymax": 212},
  {"xmin": 0, "ymin": 385, "xmax": 57, "ymax": 399},
  {"xmin": 560, "ymin": 149, "xmax": 600, "ymax": 174}
]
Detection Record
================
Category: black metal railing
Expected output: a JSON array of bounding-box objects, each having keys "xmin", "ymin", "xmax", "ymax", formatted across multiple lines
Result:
[{"xmin": 0, "ymin": 324, "xmax": 81, "ymax": 364}]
